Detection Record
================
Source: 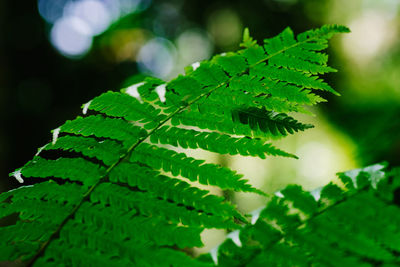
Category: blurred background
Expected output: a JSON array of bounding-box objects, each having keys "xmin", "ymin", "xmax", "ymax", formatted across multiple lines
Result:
[{"xmin": 1, "ymin": 0, "xmax": 400, "ymax": 251}]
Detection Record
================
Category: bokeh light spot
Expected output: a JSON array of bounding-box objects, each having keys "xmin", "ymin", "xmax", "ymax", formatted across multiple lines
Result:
[
  {"xmin": 137, "ymin": 38, "xmax": 176, "ymax": 79},
  {"xmin": 207, "ymin": 9, "xmax": 243, "ymax": 48},
  {"xmin": 176, "ymin": 29, "xmax": 213, "ymax": 66},
  {"xmin": 342, "ymin": 11, "xmax": 397, "ymax": 64},
  {"xmin": 50, "ymin": 16, "xmax": 93, "ymax": 58},
  {"xmin": 39, "ymin": 0, "xmax": 150, "ymax": 58},
  {"xmin": 63, "ymin": 0, "xmax": 112, "ymax": 36},
  {"xmin": 119, "ymin": 0, "xmax": 150, "ymax": 15},
  {"xmin": 38, "ymin": 0, "xmax": 69, "ymax": 23},
  {"xmin": 297, "ymin": 142, "xmax": 337, "ymax": 181}
]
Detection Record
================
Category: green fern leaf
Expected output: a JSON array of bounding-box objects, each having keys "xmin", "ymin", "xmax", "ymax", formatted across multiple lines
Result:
[
  {"xmin": 0, "ymin": 181, "xmax": 85, "ymax": 261},
  {"xmin": 213, "ymin": 53, "xmax": 248, "ymax": 76},
  {"xmin": 91, "ymin": 183, "xmax": 232, "ymax": 228},
  {"xmin": 131, "ymin": 143, "xmax": 259, "ymax": 193},
  {"xmin": 85, "ymin": 91, "xmax": 166, "ymax": 129},
  {"xmin": 41, "ymin": 135, "xmax": 124, "ymax": 166},
  {"xmin": 150, "ymin": 126, "xmax": 296, "ymax": 158},
  {"xmin": 232, "ymin": 108, "xmax": 313, "ymax": 136},
  {"xmin": 201, "ymin": 163, "xmax": 400, "ymax": 267},
  {"xmin": 59, "ymin": 115, "xmax": 147, "ymax": 147},
  {"xmin": 1, "ymin": 25, "xmax": 348, "ymax": 266},
  {"xmin": 109, "ymin": 162, "xmax": 245, "ymax": 227},
  {"xmin": 20, "ymin": 157, "xmax": 106, "ymax": 186}
]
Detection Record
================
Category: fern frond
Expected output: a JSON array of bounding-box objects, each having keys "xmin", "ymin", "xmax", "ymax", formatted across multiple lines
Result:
[
  {"xmin": 150, "ymin": 126, "xmax": 296, "ymax": 158},
  {"xmin": 74, "ymin": 202, "xmax": 203, "ymax": 248},
  {"xmin": 232, "ymin": 108, "xmax": 313, "ymax": 136},
  {"xmin": 198, "ymin": 86, "xmax": 302, "ymax": 114},
  {"xmin": 191, "ymin": 62, "xmax": 229, "ymax": 87},
  {"xmin": 201, "ymin": 163, "xmax": 400, "ymax": 267},
  {"xmin": 84, "ymin": 91, "xmax": 166, "ymax": 129},
  {"xmin": 91, "ymin": 183, "xmax": 233, "ymax": 228},
  {"xmin": 41, "ymin": 135, "xmax": 124, "ymax": 165},
  {"xmin": 265, "ymin": 79, "xmax": 327, "ymax": 105},
  {"xmin": 20, "ymin": 157, "xmax": 106, "ymax": 186},
  {"xmin": 59, "ymin": 115, "xmax": 147, "ymax": 147},
  {"xmin": 269, "ymin": 53, "xmax": 336, "ymax": 74},
  {"xmin": 172, "ymin": 110, "xmax": 264, "ymax": 138},
  {"xmin": 0, "ymin": 181, "xmax": 84, "ymax": 261},
  {"xmin": 109, "ymin": 162, "xmax": 245, "ymax": 227},
  {"xmin": 251, "ymin": 64, "xmax": 339, "ymax": 95},
  {"xmin": 36, "ymin": 228, "xmax": 212, "ymax": 267},
  {"xmin": 1, "ymin": 25, "xmax": 348, "ymax": 266},
  {"xmin": 213, "ymin": 53, "xmax": 248, "ymax": 76},
  {"xmin": 131, "ymin": 143, "xmax": 259, "ymax": 193}
]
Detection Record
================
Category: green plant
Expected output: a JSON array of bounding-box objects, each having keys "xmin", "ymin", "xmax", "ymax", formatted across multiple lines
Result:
[
  {"xmin": 1, "ymin": 25, "xmax": 350, "ymax": 266},
  {"xmin": 199, "ymin": 163, "xmax": 400, "ymax": 266}
]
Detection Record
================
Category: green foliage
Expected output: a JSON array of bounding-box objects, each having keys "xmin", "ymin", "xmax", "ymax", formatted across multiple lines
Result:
[
  {"xmin": 0, "ymin": 25, "xmax": 349, "ymax": 266},
  {"xmin": 200, "ymin": 164, "xmax": 400, "ymax": 267}
]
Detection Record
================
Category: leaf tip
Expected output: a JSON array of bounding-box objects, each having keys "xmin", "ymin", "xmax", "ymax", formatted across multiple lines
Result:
[{"xmin": 10, "ymin": 169, "xmax": 24, "ymax": 183}]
